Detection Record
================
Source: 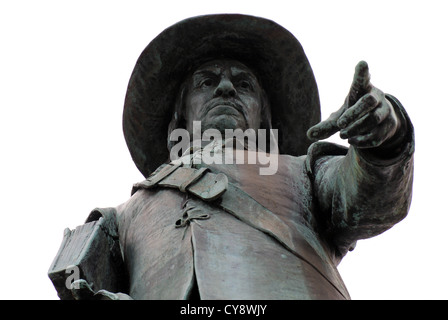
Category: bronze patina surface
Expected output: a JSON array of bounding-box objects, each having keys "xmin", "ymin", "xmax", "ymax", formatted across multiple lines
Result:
[{"xmin": 49, "ymin": 14, "xmax": 414, "ymax": 300}]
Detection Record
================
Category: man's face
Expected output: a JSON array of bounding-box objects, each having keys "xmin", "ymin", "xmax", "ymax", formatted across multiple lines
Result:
[{"xmin": 184, "ymin": 59, "xmax": 263, "ymax": 135}]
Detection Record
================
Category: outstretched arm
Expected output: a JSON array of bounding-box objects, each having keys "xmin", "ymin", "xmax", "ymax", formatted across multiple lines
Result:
[{"xmin": 307, "ymin": 62, "xmax": 414, "ymax": 260}]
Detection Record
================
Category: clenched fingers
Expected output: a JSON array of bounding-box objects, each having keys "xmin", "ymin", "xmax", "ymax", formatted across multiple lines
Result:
[
  {"xmin": 339, "ymin": 98, "xmax": 391, "ymax": 139},
  {"xmin": 346, "ymin": 110, "xmax": 398, "ymax": 148},
  {"xmin": 337, "ymin": 87, "xmax": 383, "ymax": 129}
]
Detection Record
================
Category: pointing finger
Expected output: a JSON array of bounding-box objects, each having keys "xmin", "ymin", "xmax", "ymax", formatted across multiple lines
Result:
[{"xmin": 348, "ymin": 61, "xmax": 372, "ymax": 106}]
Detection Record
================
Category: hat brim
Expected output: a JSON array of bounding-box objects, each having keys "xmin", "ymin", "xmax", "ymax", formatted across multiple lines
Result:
[{"xmin": 123, "ymin": 14, "xmax": 321, "ymax": 177}]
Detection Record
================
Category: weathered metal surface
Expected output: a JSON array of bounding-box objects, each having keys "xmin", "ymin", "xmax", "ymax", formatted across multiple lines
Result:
[{"xmin": 49, "ymin": 14, "xmax": 414, "ymax": 300}]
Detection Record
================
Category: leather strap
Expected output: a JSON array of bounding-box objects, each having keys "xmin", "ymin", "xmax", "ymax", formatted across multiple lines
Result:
[
  {"xmin": 133, "ymin": 162, "xmax": 182, "ymax": 190},
  {"xmin": 132, "ymin": 164, "xmax": 228, "ymax": 202}
]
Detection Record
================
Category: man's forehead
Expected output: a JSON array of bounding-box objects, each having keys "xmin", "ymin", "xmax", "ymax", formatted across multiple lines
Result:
[{"xmin": 193, "ymin": 59, "xmax": 256, "ymax": 77}]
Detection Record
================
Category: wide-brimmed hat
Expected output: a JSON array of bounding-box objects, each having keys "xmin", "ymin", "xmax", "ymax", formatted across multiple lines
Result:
[{"xmin": 123, "ymin": 14, "xmax": 321, "ymax": 177}]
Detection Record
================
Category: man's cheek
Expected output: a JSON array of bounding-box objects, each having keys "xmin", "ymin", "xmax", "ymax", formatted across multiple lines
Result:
[
  {"xmin": 185, "ymin": 98, "xmax": 202, "ymax": 121},
  {"xmin": 245, "ymin": 102, "xmax": 262, "ymax": 128}
]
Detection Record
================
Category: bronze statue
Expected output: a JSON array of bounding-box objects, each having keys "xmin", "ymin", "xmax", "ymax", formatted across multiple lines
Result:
[{"xmin": 48, "ymin": 14, "xmax": 414, "ymax": 300}]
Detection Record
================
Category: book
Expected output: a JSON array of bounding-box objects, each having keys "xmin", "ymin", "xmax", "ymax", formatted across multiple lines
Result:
[{"xmin": 48, "ymin": 216, "xmax": 127, "ymax": 300}]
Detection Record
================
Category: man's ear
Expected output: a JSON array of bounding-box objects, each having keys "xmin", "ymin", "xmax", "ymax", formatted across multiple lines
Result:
[
  {"xmin": 258, "ymin": 89, "xmax": 276, "ymax": 153},
  {"xmin": 260, "ymin": 89, "xmax": 272, "ymax": 131},
  {"xmin": 167, "ymin": 84, "xmax": 188, "ymax": 151}
]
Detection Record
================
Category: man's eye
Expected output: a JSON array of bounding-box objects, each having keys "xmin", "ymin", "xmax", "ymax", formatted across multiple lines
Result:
[
  {"xmin": 201, "ymin": 79, "xmax": 213, "ymax": 87},
  {"xmin": 238, "ymin": 81, "xmax": 252, "ymax": 90}
]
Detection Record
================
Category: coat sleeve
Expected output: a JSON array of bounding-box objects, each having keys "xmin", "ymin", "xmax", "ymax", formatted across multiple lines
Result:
[{"xmin": 307, "ymin": 95, "xmax": 414, "ymax": 260}]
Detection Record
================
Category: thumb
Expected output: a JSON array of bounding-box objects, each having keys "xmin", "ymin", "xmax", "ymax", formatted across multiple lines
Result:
[{"xmin": 307, "ymin": 103, "xmax": 346, "ymax": 141}]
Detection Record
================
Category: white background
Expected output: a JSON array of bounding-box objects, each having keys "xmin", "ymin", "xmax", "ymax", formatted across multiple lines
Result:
[{"xmin": 1, "ymin": 0, "xmax": 446, "ymax": 300}]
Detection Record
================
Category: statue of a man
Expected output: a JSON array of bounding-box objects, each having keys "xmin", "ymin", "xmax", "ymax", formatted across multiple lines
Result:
[{"xmin": 49, "ymin": 14, "xmax": 414, "ymax": 300}]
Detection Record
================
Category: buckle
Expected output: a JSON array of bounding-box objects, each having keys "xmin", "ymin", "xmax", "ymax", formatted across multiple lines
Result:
[{"xmin": 187, "ymin": 172, "xmax": 228, "ymax": 201}]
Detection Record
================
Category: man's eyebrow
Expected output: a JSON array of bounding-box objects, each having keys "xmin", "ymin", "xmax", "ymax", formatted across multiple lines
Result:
[
  {"xmin": 193, "ymin": 68, "xmax": 220, "ymax": 77},
  {"xmin": 191, "ymin": 69, "xmax": 219, "ymax": 87},
  {"xmin": 230, "ymin": 67, "xmax": 257, "ymax": 81}
]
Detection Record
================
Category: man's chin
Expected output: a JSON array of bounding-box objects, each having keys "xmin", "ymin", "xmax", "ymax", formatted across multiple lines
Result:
[{"xmin": 202, "ymin": 116, "xmax": 247, "ymax": 133}]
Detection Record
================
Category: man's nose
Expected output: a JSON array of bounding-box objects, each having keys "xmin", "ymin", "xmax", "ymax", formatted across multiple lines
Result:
[{"xmin": 214, "ymin": 78, "xmax": 236, "ymax": 98}]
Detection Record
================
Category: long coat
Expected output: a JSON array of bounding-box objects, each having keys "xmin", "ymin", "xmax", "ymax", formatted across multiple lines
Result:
[{"xmin": 92, "ymin": 96, "xmax": 414, "ymax": 300}]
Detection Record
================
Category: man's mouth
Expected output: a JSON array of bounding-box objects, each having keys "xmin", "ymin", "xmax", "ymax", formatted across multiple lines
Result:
[
  {"xmin": 205, "ymin": 100, "xmax": 244, "ymax": 117},
  {"xmin": 200, "ymin": 100, "xmax": 249, "ymax": 130},
  {"xmin": 211, "ymin": 105, "xmax": 241, "ymax": 116}
]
